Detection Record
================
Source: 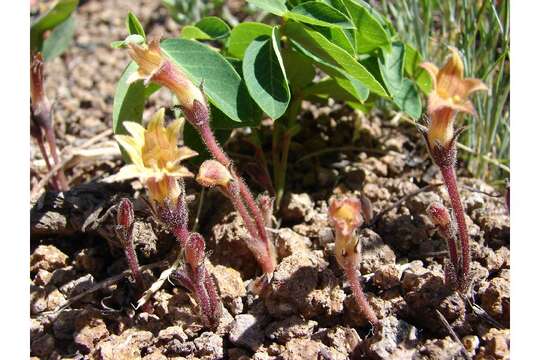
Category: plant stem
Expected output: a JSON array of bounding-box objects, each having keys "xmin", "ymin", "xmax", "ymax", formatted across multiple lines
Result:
[
  {"xmin": 44, "ymin": 127, "xmax": 69, "ymax": 191},
  {"xmin": 440, "ymin": 164, "xmax": 471, "ymax": 290},
  {"xmin": 344, "ymin": 265, "xmax": 378, "ymax": 325},
  {"xmin": 123, "ymin": 241, "xmax": 145, "ymax": 294}
]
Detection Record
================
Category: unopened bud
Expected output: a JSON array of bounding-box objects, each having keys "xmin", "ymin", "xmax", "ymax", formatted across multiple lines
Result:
[
  {"xmin": 257, "ymin": 193, "xmax": 274, "ymax": 228},
  {"xmin": 185, "ymin": 233, "xmax": 206, "ymax": 268},
  {"xmin": 196, "ymin": 160, "xmax": 233, "ymax": 188},
  {"xmin": 117, "ymin": 198, "xmax": 134, "ymax": 230},
  {"xmin": 427, "ymin": 202, "xmax": 451, "ymax": 228}
]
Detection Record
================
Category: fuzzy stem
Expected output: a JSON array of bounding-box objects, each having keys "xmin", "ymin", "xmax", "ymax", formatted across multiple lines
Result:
[
  {"xmin": 196, "ymin": 120, "xmax": 274, "ymax": 273},
  {"xmin": 44, "ymin": 127, "xmax": 69, "ymax": 191},
  {"xmin": 203, "ymin": 268, "xmax": 222, "ymax": 324},
  {"xmin": 440, "ymin": 164, "xmax": 471, "ymax": 290},
  {"xmin": 123, "ymin": 241, "xmax": 145, "ymax": 294},
  {"xmin": 344, "ymin": 265, "xmax": 378, "ymax": 325},
  {"xmin": 225, "ymin": 181, "xmax": 275, "ymax": 273}
]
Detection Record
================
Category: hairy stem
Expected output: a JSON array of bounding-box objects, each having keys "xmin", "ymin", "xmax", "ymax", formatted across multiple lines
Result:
[
  {"xmin": 344, "ymin": 265, "xmax": 378, "ymax": 325},
  {"xmin": 123, "ymin": 241, "xmax": 145, "ymax": 294},
  {"xmin": 44, "ymin": 127, "xmax": 69, "ymax": 191},
  {"xmin": 440, "ymin": 164, "xmax": 471, "ymax": 290}
]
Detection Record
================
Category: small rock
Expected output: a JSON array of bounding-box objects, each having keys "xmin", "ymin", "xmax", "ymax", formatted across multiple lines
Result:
[
  {"xmin": 478, "ymin": 328, "xmax": 510, "ymax": 360},
  {"xmin": 478, "ymin": 275, "xmax": 510, "ymax": 326},
  {"xmin": 280, "ymin": 193, "xmax": 313, "ymax": 223},
  {"xmin": 364, "ymin": 316, "xmax": 417, "ymax": 360},
  {"xmin": 281, "ymin": 338, "xmax": 347, "ymax": 360},
  {"xmin": 30, "ymin": 245, "xmax": 68, "ymax": 272},
  {"xmin": 60, "ymin": 274, "xmax": 95, "ymax": 297},
  {"xmin": 74, "ymin": 248, "xmax": 105, "ymax": 273},
  {"xmin": 49, "ymin": 266, "xmax": 78, "ymax": 286},
  {"xmin": 462, "ymin": 335, "xmax": 480, "ymax": 356},
  {"xmin": 229, "ymin": 314, "xmax": 266, "ymax": 352},
  {"xmin": 31, "ymin": 333, "xmax": 55, "ymax": 358},
  {"xmin": 265, "ymin": 316, "xmax": 317, "ymax": 344},
  {"xmin": 94, "ymin": 328, "xmax": 153, "ymax": 360},
  {"xmin": 209, "ymin": 264, "xmax": 246, "ymax": 315},
  {"xmin": 359, "ymin": 228, "xmax": 396, "ymax": 273},
  {"xmin": 416, "ymin": 337, "xmax": 464, "ymax": 360},
  {"xmin": 53, "ymin": 309, "xmax": 83, "ymax": 340},
  {"xmin": 74, "ymin": 316, "xmax": 109, "ymax": 354},
  {"xmin": 34, "ymin": 269, "xmax": 52, "ymax": 286},
  {"xmin": 313, "ymin": 326, "xmax": 362, "ymax": 356},
  {"xmin": 275, "ymin": 228, "xmax": 312, "ymax": 259},
  {"xmin": 372, "ymin": 264, "xmax": 401, "ymax": 290},
  {"xmin": 158, "ymin": 326, "xmax": 188, "ymax": 343},
  {"xmin": 194, "ymin": 332, "xmax": 224, "ymax": 359}
]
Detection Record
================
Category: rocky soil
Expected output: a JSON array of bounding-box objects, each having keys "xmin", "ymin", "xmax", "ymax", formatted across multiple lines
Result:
[{"xmin": 30, "ymin": 1, "xmax": 510, "ymax": 359}]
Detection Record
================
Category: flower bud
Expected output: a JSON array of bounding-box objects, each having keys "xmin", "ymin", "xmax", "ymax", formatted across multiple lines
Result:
[
  {"xmin": 328, "ymin": 196, "xmax": 363, "ymax": 238},
  {"xmin": 185, "ymin": 233, "xmax": 206, "ymax": 269},
  {"xmin": 426, "ymin": 202, "xmax": 451, "ymax": 228},
  {"xmin": 196, "ymin": 160, "xmax": 233, "ymax": 188},
  {"xmin": 117, "ymin": 198, "xmax": 135, "ymax": 230}
]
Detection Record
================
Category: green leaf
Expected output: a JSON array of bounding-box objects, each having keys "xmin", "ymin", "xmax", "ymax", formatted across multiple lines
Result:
[
  {"xmin": 180, "ymin": 25, "xmax": 212, "ymax": 40},
  {"xmin": 126, "ymin": 12, "xmax": 146, "ymax": 39},
  {"xmin": 305, "ymin": 77, "xmax": 363, "ymax": 103},
  {"xmin": 160, "ymin": 38, "xmax": 261, "ymax": 128},
  {"xmin": 42, "ymin": 15, "xmax": 76, "ymax": 61},
  {"xmin": 227, "ymin": 22, "xmax": 273, "ymax": 58},
  {"xmin": 113, "ymin": 62, "xmax": 159, "ymax": 135},
  {"xmin": 242, "ymin": 29, "xmax": 290, "ymax": 119},
  {"xmin": 342, "ymin": 0, "xmax": 391, "ymax": 53},
  {"xmin": 195, "ymin": 16, "xmax": 230, "ymax": 39},
  {"xmin": 288, "ymin": 1, "xmax": 354, "ymax": 29},
  {"xmin": 311, "ymin": 25, "xmax": 355, "ymax": 55},
  {"xmin": 281, "ymin": 47, "xmax": 315, "ymax": 92},
  {"xmin": 31, "ymin": 0, "xmax": 79, "ymax": 52},
  {"xmin": 378, "ymin": 43, "xmax": 421, "ymax": 118},
  {"xmin": 283, "ymin": 21, "xmax": 388, "ymax": 97},
  {"xmin": 247, "ymin": 0, "xmax": 288, "ymax": 16},
  {"xmin": 316, "ymin": 62, "xmax": 369, "ymax": 102},
  {"xmin": 392, "ymin": 79, "xmax": 421, "ymax": 119},
  {"xmin": 404, "ymin": 43, "xmax": 432, "ymax": 94}
]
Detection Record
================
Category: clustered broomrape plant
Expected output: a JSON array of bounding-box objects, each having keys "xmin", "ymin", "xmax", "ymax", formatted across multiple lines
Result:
[
  {"xmin": 419, "ymin": 48, "xmax": 488, "ymax": 293},
  {"xmin": 114, "ymin": 108, "xmax": 221, "ymax": 326},
  {"xmin": 124, "ymin": 39, "xmax": 277, "ymax": 277}
]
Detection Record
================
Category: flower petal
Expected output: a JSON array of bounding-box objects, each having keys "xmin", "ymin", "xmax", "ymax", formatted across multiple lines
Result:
[
  {"xmin": 123, "ymin": 121, "xmax": 146, "ymax": 146},
  {"xmin": 437, "ymin": 47, "xmax": 465, "ymax": 97},
  {"xmin": 462, "ymin": 78, "xmax": 489, "ymax": 96},
  {"xmin": 147, "ymin": 108, "xmax": 166, "ymax": 132},
  {"xmin": 166, "ymin": 118, "xmax": 183, "ymax": 143},
  {"xmin": 420, "ymin": 62, "xmax": 439, "ymax": 88},
  {"xmin": 177, "ymin": 146, "xmax": 198, "ymax": 161},
  {"xmin": 110, "ymin": 164, "xmax": 142, "ymax": 182},
  {"xmin": 115, "ymin": 135, "xmax": 144, "ymax": 168}
]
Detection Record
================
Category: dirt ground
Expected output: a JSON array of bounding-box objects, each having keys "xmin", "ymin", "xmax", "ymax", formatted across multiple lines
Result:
[{"xmin": 30, "ymin": 1, "xmax": 510, "ymax": 359}]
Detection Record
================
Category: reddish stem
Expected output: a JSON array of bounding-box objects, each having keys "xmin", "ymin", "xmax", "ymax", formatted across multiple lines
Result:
[
  {"xmin": 44, "ymin": 127, "xmax": 69, "ymax": 191},
  {"xmin": 440, "ymin": 164, "xmax": 471, "ymax": 289},
  {"xmin": 123, "ymin": 241, "xmax": 145, "ymax": 296},
  {"xmin": 344, "ymin": 265, "xmax": 378, "ymax": 325}
]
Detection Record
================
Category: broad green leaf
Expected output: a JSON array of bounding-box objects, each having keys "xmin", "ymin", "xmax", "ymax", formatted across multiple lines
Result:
[
  {"xmin": 126, "ymin": 12, "xmax": 146, "ymax": 39},
  {"xmin": 404, "ymin": 43, "xmax": 432, "ymax": 94},
  {"xmin": 316, "ymin": 62, "xmax": 369, "ymax": 102},
  {"xmin": 247, "ymin": 0, "xmax": 287, "ymax": 16},
  {"xmin": 160, "ymin": 38, "xmax": 261, "ymax": 128},
  {"xmin": 392, "ymin": 79, "xmax": 421, "ymax": 119},
  {"xmin": 113, "ymin": 62, "xmax": 159, "ymax": 135},
  {"xmin": 42, "ymin": 15, "xmax": 76, "ymax": 61},
  {"xmin": 288, "ymin": 1, "xmax": 354, "ymax": 29},
  {"xmin": 227, "ymin": 22, "xmax": 273, "ymax": 58},
  {"xmin": 311, "ymin": 25, "xmax": 355, "ymax": 55},
  {"xmin": 378, "ymin": 43, "xmax": 421, "ymax": 118},
  {"xmin": 378, "ymin": 42, "xmax": 404, "ymax": 94},
  {"xmin": 342, "ymin": 0, "xmax": 391, "ymax": 53},
  {"xmin": 31, "ymin": 0, "xmax": 79, "ymax": 51},
  {"xmin": 283, "ymin": 21, "xmax": 388, "ymax": 97},
  {"xmin": 281, "ymin": 47, "xmax": 315, "ymax": 91},
  {"xmin": 242, "ymin": 30, "xmax": 290, "ymax": 119},
  {"xmin": 305, "ymin": 77, "xmax": 359, "ymax": 103},
  {"xmin": 195, "ymin": 17, "xmax": 230, "ymax": 39},
  {"xmin": 180, "ymin": 25, "xmax": 211, "ymax": 40}
]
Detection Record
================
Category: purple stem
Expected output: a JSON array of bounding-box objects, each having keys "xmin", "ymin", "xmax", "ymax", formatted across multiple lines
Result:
[
  {"xmin": 344, "ymin": 265, "xmax": 378, "ymax": 325},
  {"xmin": 440, "ymin": 164, "xmax": 471, "ymax": 290},
  {"xmin": 44, "ymin": 127, "xmax": 69, "ymax": 191}
]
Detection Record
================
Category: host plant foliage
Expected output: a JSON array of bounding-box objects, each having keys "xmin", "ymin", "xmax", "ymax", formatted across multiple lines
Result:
[{"xmin": 112, "ymin": 0, "xmax": 431, "ymax": 208}]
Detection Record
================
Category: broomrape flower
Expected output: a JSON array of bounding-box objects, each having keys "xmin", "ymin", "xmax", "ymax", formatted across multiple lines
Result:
[
  {"xmin": 328, "ymin": 197, "xmax": 363, "ymax": 269},
  {"xmin": 421, "ymin": 47, "xmax": 488, "ymax": 148},
  {"xmin": 127, "ymin": 40, "xmax": 205, "ymax": 112},
  {"xmin": 114, "ymin": 108, "xmax": 197, "ymax": 206}
]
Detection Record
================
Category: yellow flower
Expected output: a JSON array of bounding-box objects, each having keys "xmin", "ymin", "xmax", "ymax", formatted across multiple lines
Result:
[
  {"xmin": 127, "ymin": 39, "xmax": 206, "ymax": 111},
  {"xmin": 421, "ymin": 47, "xmax": 488, "ymax": 147},
  {"xmin": 114, "ymin": 108, "xmax": 198, "ymax": 205}
]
